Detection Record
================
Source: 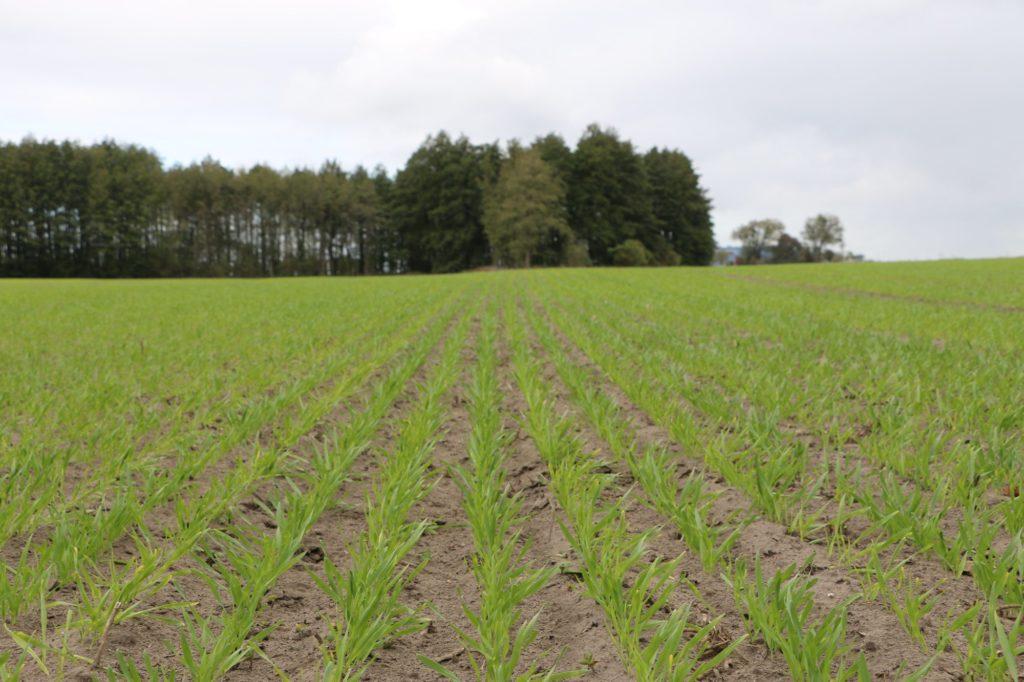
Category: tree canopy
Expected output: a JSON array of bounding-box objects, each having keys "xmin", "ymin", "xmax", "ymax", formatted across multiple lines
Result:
[{"xmin": 0, "ymin": 127, "xmax": 716, "ymax": 277}]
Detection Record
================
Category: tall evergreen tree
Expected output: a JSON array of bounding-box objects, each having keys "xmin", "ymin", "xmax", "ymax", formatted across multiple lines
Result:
[
  {"xmin": 390, "ymin": 132, "xmax": 490, "ymax": 273},
  {"xmin": 643, "ymin": 148, "xmax": 715, "ymax": 265},
  {"xmin": 315, "ymin": 161, "xmax": 349, "ymax": 275},
  {"xmin": 531, "ymin": 133, "xmax": 573, "ymax": 184},
  {"xmin": 567, "ymin": 124, "xmax": 653, "ymax": 265},
  {"xmin": 370, "ymin": 166, "xmax": 400, "ymax": 273}
]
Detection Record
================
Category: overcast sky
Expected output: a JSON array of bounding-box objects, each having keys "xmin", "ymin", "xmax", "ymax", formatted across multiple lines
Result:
[{"xmin": 2, "ymin": 0, "xmax": 1022, "ymax": 260}]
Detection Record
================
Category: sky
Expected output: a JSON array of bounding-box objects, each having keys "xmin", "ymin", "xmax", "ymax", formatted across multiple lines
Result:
[{"xmin": 2, "ymin": 0, "xmax": 1022, "ymax": 261}]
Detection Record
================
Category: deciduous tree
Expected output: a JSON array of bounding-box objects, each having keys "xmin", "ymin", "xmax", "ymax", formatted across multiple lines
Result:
[
  {"xmin": 771, "ymin": 233, "xmax": 807, "ymax": 263},
  {"xmin": 484, "ymin": 148, "xmax": 571, "ymax": 268},
  {"xmin": 732, "ymin": 219, "xmax": 784, "ymax": 263},
  {"xmin": 802, "ymin": 213, "xmax": 844, "ymax": 261}
]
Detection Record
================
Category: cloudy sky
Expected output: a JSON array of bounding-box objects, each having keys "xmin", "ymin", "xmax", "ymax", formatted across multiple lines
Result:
[{"xmin": 2, "ymin": 0, "xmax": 1022, "ymax": 260}]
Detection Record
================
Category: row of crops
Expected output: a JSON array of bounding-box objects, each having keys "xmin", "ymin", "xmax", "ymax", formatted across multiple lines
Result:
[{"xmin": 0, "ymin": 260, "xmax": 1021, "ymax": 680}]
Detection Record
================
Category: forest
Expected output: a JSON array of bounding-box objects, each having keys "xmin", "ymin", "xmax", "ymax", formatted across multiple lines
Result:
[{"xmin": 0, "ymin": 125, "xmax": 713, "ymax": 277}]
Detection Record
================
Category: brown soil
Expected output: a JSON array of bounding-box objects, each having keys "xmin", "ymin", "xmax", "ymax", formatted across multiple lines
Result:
[
  {"xmin": 219, "ymin": 318, "xmax": 461, "ymax": 681},
  {"xmin": 524, "ymin": 327, "xmax": 789, "ymax": 679},
  {"xmin": 0, "ymin": 315, "xmax": 453, "ymax": 681},
  {"xmin": 363, "ymin": 319, "xmax": 632, "ymax": 680},
  {"xmin": 4, "ymin": 292, "xmax": 1013, "ymax": 681},
  {"xmin": 534, "ymin": 307, "xmax": 962, "ymax": 680},
  {"xmin": 552, "ymin": 293, "xmax": 1019, "ymax": 665}
]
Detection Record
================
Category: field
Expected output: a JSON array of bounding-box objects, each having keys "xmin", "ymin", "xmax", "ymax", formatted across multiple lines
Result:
[{"xmin": 0, "ymin": 259, "xmax": 1022, "ymax": 681}]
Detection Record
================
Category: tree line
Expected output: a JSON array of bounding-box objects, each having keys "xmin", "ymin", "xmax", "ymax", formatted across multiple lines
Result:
[
  {"xmin": 0, "ymin": 125, "xmax": 714, "ymax": 277},
  {"xmin": 723, "ymin": 214, "xmax": 858, "ymax": 265}
]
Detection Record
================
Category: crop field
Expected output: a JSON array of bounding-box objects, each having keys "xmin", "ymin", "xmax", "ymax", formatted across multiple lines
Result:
[{"xmin": 0, "ymin": 259, "xmax": 1022, "ymax": 681}]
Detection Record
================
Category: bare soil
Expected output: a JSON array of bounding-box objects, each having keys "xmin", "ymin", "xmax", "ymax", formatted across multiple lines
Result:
[{"xmin": 4, "ymin": 302, "xmax": 1004, "ymax": 681}]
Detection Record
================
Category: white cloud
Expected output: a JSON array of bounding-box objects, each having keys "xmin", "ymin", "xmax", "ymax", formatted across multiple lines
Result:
[{"xmin": 1, "ymin": 0, "xmax": 1022, "ymax": 259}]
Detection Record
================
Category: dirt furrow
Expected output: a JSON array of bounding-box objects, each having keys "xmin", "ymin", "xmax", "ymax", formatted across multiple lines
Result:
[
  {"xmin": 495, "ymin": 349, "xmax": 633, "ymax": 681},
  {"xmin": 518, "ymin": 323, "xmax": 788, "ymax": 680},
  {"xmin": 537, "ymin": 305, "xmax": 956, "ymax": 679},
  {"xmin": 226, "ymin": 315, "xmax": 464, "ymax": 680}
]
